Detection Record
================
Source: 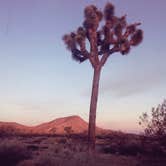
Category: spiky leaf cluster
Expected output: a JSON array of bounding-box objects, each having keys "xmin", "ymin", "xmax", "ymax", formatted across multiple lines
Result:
[
  {"xmin": 63, "ymin": 26, "xmax": 87, "ymax": 62},
  {"xmin": 83, "ymin": 5, "xmax": 103, "ymax": 30},
  {"xmin": 63, "ymin": 2, "xmax": 143, "ymax": 64}
]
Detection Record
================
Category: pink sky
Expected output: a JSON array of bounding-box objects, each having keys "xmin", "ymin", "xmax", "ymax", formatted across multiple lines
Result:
[{"xmin": 0, "ymin": 0, "xmax": 166, "ymax": 133}]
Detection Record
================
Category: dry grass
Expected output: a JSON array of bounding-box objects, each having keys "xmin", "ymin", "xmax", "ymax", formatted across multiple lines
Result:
[{"xmin": 0, "ymin": 135, "xmax": 165, "ymax": 166}]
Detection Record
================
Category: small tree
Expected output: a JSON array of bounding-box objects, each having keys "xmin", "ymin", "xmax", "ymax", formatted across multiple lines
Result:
[
  {"xmin": 63, "ymin": 2, "xmax": 143, "ymax": 152},
  {"xmin": 64, "ymin": 126, "xmax": 73, "ymax": 136},
  {"xmin": 139, "ymin": 100, "xmax": 166, "ymax": 147}
]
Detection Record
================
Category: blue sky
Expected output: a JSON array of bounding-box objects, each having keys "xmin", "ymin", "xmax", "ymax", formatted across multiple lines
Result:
[{"xmin": 0, "ymin": 0, "xmax": 166, "ymax": 133}]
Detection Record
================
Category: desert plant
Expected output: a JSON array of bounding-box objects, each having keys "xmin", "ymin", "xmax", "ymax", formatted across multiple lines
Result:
[
  {"xmin": 63, "ymin": 2, "xmax": 143, "ymax": 152},
  {"xmin": 139, "ymin": 99, "xmax": 166, "ymax": 147},
  {"xmin": 17, "ymin": 160, "xmax": 35, "ymax": 166},
  {"xmin": 0, "ymin": 139, "xmax": 31, "ymax": 166},
  {"xmin": 35, "ymin": 152, "xmax": 61, "ymax": 166},
  {"xmin": 49, "ymin": 127, "xmax": 57, "ymax": 134},
  {"xmin": 64, "ymin": 126, "xmax": 73, "ymax": 136},
  {"xmin": 34, "ymin": 150, "xmax": 93, "ymax": 166}
]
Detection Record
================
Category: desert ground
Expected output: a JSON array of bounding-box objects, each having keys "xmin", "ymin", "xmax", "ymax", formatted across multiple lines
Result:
[
  {"xmin": 0, "ymin": 133, "xmax": 166, "ymax": 166},
  {"xmin": 0, "ymin": 116, "xmax": 166, "ymax": 166}
]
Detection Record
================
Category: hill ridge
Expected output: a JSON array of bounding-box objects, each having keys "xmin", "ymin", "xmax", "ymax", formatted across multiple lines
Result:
[{"xmin": 0, "ymin": 115, "xmax": 105, "ymax": 135}]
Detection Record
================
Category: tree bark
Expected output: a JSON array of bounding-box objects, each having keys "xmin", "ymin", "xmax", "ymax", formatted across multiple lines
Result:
[{"xmin": 88, "ymin": 66, "xmax": 101, "ymax": 152}]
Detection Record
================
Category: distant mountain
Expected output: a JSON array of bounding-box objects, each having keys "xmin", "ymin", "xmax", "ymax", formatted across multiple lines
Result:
[
  {"xmin": 0, "ymin": 121, "xmax": 33, "ymax": 135},
  {"xmin": 0, "ymin": 115, "xmax": 105, "ymax": 135},
  {"xmin": 33, "ymin": 115, "xmax": 88, "ymax": 134}
]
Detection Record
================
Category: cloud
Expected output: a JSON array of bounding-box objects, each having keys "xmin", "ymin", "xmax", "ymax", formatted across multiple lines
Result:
[
  {"xmin": 81, "ymin": 58, "xmax": 166, "ymax": 98},
  {"xmin": 0, "ymin": 100, "xmax": 82, "ymax": 125},
  {"xmin": 101, "ymin": 65, "xmax": 166, "ymax": 98}
]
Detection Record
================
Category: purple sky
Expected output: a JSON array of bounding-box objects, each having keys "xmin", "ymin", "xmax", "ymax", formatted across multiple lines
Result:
[{"xmin": 0, "ymin": 0, "xmax": 166, "ymax": 133}]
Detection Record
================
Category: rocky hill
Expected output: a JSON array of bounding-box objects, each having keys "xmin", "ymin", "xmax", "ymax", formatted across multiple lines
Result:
[{"xmin": 0, "ymin": 115, "xmax": 104, "ymax": 135}]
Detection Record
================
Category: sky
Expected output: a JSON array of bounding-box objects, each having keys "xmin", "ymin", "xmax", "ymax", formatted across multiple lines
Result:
[{"xmin": 0, "ymin": 0, "xmax": 166, "ymax": 133}]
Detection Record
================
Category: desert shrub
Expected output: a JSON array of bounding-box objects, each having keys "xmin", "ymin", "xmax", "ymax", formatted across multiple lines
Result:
[
  {"xmin": 139, "ymin": 100, "xmax": 166, "ymax": 145},
  {"xmin": 17, "ymin": 160, "xmax": 35, "ymax": 166},
  {"xmin": 0, "ymin": 139, "xmax": 31, "ymax": 166},
  {"xmin": 102, "ymin": 146, "xmax": 116, "ymax": 154},
  {"xmin": 35, "ymin": 152, "xmax": 61, "ymax": 166},
  {"xmin": 27, "ymin": 145, "xmax": 39, "ymax": 151},
  {"xmin": 33, "ymin": 137, "xmax": 91, "ymax": 166},
  {"xmin": 139, "ymin": 157, "xmax": 166, "ymax": 166},
  {"xmin": 49, "ymin": 127, "xmax": 57, "ymax": 134},
  {"xmin": 118, "ymin": 143, "xmax": 143, "ymax": 156},
  {"xmin": 102, "ymin": 142, "xmax": 143, "ymax": 156},
  {"xmin": 34, "ymin": 151, "xmax": 93, "ymax": 166},
  {"xmin": 142, "ymin": 139, "xmax": 166, "ymax": 157},
  {"xmin": 64, "ymin": 126, "xmax": 74, "ymax": 138},
  {"xmin": 56, "ymin": 137, "xmax": 67, "ymax": 144},
  {"xmin": 139, "ymin": 100, "xmax": 166, "ymax": 157},
  {"xmin": 31, "ymin": 137, "xmax": 44, "ymax": 144}
]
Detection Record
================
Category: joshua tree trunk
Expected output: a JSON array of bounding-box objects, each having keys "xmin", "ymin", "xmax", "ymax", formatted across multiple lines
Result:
[{"xmin": 88, "ymin": 66, "xmax": 101, "ymax": 152}]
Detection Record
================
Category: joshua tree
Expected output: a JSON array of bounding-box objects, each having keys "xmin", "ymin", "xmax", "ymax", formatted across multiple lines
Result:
[{"xmin": 63, "ymin": 2, "xmax": 143, "ymax": 152}]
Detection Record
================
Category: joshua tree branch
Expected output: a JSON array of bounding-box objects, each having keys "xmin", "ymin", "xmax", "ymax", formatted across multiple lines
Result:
[
  {"xmin": 123, "ymin": 22, "xmax": 141, "ymax": 38},
  {"xmin": 88, "ymin": 30, "xmax": 99, "ymax": 64},
  {"xmin": 100, "ymin": 46, "xmax": 120, "ymax": 67},
  {"xmin": 79, "ymin": 40, "xmax": 96, "ymax": 67},
  {"xmin": 79, "ymin": 42, "xmax": 90, "ymax": 59}
]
